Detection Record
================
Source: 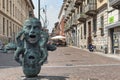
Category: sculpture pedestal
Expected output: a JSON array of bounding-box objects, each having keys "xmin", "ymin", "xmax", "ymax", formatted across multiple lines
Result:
[{"xmin": 21, "ymin": 76, "xmax": 49, "ymax": 80}]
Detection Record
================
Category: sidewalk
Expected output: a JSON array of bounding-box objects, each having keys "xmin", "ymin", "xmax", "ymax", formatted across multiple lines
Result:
[{"xmin": 70, "ymin": 46, "xmax": 120, "ymax": 61}]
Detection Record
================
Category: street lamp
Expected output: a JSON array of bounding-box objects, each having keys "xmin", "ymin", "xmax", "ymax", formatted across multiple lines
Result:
[
  {"xmin": 38, "ymin": 0, "xmax": 49, "ymax": 29},
  {"xmin": 38, "ymin": 0, "xmax": 40, "ymax": 20}
]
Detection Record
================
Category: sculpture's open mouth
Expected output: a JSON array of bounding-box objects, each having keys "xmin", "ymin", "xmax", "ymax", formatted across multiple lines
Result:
[
  {"xmin": 30, "ymin": 35, "xmax": 36, "ymax": 38},
  {"xmin": 29, "ymin": 56, "xmax": 35, "ymax": 60},
  {"xmin": 29, "ymin": 34, "xmax": 37, "ymax": 43}
]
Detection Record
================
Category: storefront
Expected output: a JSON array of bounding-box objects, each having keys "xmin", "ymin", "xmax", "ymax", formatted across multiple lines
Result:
[{"xmin": 106, "ymin": 21, "xmax": 120, "ymax": 54}]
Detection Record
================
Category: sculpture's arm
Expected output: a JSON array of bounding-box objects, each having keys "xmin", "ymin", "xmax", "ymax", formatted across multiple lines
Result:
[
  {"xmin": 14, "ymin": 30, "xmax": 25, "ymax": 65},
  {"xmin": 14, "ymin": 47, "xmax": 24, "ymax": 65},
  {"xmin": 39, "ymin": 31, "xmax": 49, "ymax": 65},
  {"xmin": 16, "ymin": 30, "xmax": 24, "ymax": 47}
]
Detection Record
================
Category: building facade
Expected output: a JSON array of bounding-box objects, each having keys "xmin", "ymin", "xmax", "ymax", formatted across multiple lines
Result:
[
  {"xmin": 61, "ymin": 0, "xmax": 120, "ymax": 54},
  {"xmin": 94, "ymin": 0, "xmax": 108, "ymax": 52},
  {"xmin": 58, "ymin": 4, "xmax": 65, "ymax": 36},
  {"xmin": 51, "ymin": 22, "xmax": 60, "ymax": 37},
  {"xmin": 0, "ymin": 0, "xmax": 34, "ymax": 44},
  {"xmin": 106, "ymin": 0, "xmax": 120, "ymax": 54}
]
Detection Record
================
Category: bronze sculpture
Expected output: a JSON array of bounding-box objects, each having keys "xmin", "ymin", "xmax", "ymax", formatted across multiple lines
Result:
[{"xmin": 14, "ymin": 17, "xmax": 56, "ymax": 77}]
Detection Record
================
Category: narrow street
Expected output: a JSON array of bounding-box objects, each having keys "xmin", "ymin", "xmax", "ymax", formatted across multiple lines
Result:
[{"xmin": 0, "ymin": 47, "xmax": 120, "ymax": 80}]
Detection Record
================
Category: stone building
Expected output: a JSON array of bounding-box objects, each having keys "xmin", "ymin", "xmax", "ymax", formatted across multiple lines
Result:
[
  {"xmin": 0, "ymin": 0, "xmax": 34, "ymax": 44},
  {"xmin": 94, "ymin": 0, "xmax": 108, "ymax": 52},
  {"xmin": 106, "ymin": 0, "xmax": 120, "ymax": 54},
  {"xmin": 63, "ymin": 0, "xmax": 98, "ymax": 48},
  {"xmin": 62, "ymin": 0, "xmax": 111, "ymax": 53},
  {"xmin": 51, "ymin": 22, "xmax": 60, "ymax": 37},
  {"xmin": 58, "ymin": 4, "xmax": 65, "ymax": 36}
]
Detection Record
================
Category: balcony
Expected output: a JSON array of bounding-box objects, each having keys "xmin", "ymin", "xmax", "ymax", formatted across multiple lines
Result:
[
  {"xmin": 71, "ymin": 15, "xmax": 77, "ymax": 26},
  {"xmin": 64, "ymin": 7, "xmax": 67, "ymax": 10},
  {"xmin": 66, "ymin": 16, "xmax": 70, "ymax": 19},
  {"xmin": 68, "ymin": 12, "xmax": 72, "ymax": 16},
  {"xmin": 67, "ymin": 0, "xmax": 71, "ymax": 3},
  {"xmin": 85, "ymin": 3, "xmax": 97, "ymax": 16},
  {"xmin": 64, "ymin": 18, "xmax": 68, "ymax": 23},
  {"xmin": 77, "ymin": 13, "xmax": 86, "ymax": 22},
  {"xmin": 109, "ymin": 0, "xmax": 120, "ymax": 9},
  {"xmin": 74, "ymin": 0, "xmax": 83, "ymax": 7},
  {"xmin": 71, "ymin": 4, "xmax": 75, "ymax": 13}
]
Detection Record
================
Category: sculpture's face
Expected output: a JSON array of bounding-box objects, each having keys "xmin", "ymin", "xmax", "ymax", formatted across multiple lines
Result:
[{"xmin": 23, "ymin": 18, "xmax": 42, "ymax": 44}]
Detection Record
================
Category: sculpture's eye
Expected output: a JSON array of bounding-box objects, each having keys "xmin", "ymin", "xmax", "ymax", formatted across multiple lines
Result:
[
  {"xmin": 33, "ymin": 26, "xmax": 39, "ymax": 29},
  {"xmin": 25, "ymin": 25, "xmax": 31, "ymax": 30}
]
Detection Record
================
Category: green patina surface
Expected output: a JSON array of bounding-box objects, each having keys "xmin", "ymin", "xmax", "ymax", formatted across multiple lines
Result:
[{"xmin": 14, "ymin": 17, "xmax": 56, "ymax": 77}]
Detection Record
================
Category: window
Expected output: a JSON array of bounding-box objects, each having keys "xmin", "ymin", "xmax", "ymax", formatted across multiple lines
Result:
[
  {"xmin": 77, "ymin": 7, "xmax": 79, "ymax": 14},
  {"xmin": 13, "ymin": 4, "xmax": 14, "ymax": 16},
  {"xmin": 10, "ymin": 0, "xmax": 12, "ymax": 15},
  {"xmin": 7, "ymin": 20, "xmax": 9, "ymax": 36},
  {"xmin": 93, "ymin": 17, "xmax": 97, "ymax": 34},
  {"xmin": 87, "ymin": 0, "xmax": 89, "ymax": 4},
  {"xmin": 10, "ymin": 22, "xmax": 12, "ymax": 36},
  {"xmin": 98, "ymin": 0, "xmax": 103, "ymax": 3},
  {"xmin": 81, "ymin": 27, "xmax": 82, "ymax": 39},
  {"xmin": 3, "ymin": 18, "xmax": 5, "ymax": 35},
  {"xmin": 13, "ymin": 24, "xmax": 14, "ymax": 33},
  {"xmin": 80, "ymin": 6, "xmax": 83, "ymax": 13},
  {"xmin": 100, "ymin": 15, "xmax": 104, "ymax": 36},
  {"xmin": 84, "ymin": 23, "xmax": 86, "ymax": 39},
  {"xmin": 7, "ymin": 0, "xmax": 9, "ymax": 11},
  {"xmin": 2, "ymin": 0, "xmax": 5, "ymax": 8}
]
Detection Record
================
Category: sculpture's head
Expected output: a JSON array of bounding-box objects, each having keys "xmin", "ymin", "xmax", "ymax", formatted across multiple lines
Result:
[{"xmin": 23, "ymin": 17, "xmax": 42, "ymax": 44}]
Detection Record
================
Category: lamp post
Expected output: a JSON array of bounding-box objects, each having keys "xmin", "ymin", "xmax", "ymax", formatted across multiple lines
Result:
[
  {"xmin": 38, "ymin": 0, "xmax": 40, "ymax": 20},
  {"xmin": 38, "ymin": 0, "xmax": 49, "ymax": 30}
]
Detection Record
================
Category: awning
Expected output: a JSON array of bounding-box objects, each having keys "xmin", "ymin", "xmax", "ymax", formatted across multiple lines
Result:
[
  {"xmin": 105, "ymin": 21, "xmax": 120, "ymax": 29},
  {"xmin": 51, "ymin": 35, "xmax": 66, "ymax": 40}
]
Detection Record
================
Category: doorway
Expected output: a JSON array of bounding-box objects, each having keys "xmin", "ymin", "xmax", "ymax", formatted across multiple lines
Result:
[{"xmin": 87, "ymin": 21, "xmax": 92, "ymax": 48}]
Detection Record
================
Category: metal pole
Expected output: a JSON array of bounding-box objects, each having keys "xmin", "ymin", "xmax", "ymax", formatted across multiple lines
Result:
[{"xmin": 38, "ymin": 0, "xmax": 40, "ymax": 20}]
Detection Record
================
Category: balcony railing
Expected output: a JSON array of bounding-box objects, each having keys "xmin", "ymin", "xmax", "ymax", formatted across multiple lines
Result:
[
  {"xmin": 85, "ymin": 3, "xmax": 97, "ymax": 16},
  {"xmin": 77, "ymin": 13, "xmax": 86, "ymax": 22},
  {"xmin": 109, "ymin": 0, "xmax": 120, "ymax": 9},
  {"xmin": 74, "ymin": 0, "xmax": 83, "ymax": 7},
  {"xmin": 67, "ymin": 0, "xmax": 71, "ymax": 3},
  {"xmin": 72, "ymin": 14, "xmax": 77, "ymax": 26},
  {"xmin": 70, "ymin": 3, "xmax": 75, "ymax": 13}
]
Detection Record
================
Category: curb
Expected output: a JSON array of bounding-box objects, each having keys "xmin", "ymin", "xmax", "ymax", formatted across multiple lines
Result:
[{"xmin": 69, "ymin": 46, "xmax": 120, "ymax": 61}]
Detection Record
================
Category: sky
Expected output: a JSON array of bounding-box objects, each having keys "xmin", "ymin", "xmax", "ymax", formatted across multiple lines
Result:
[{"xmin": 32, "ymin": 0, "xmax": 63, "ymax": 33}]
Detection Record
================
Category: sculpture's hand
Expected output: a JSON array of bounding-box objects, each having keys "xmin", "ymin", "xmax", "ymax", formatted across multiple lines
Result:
[
  {"xmin": 16, "ymin": 30, "xmax": 25, "ymax": 42},
  {"xmin": 14, "ymin": 56, "xmax": 22, "ymax": 65},
  {"xmin": 39, "ymin": 59, "xmax": 45, "ymax": 65},
  {"xmin": 17, "ymin": 30, "xmax": 25, "ymax": 38}
]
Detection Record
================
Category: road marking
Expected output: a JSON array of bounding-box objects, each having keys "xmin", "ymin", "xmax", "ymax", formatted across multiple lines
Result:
[
  {"xmin": 43, "ymin": 64, "xmax": 120, "ymax": 68},
  {"xmin": 0, "ymin": 66, "xmax": 19, "ymax": 68},
  {"xmin": 0, "ymin": 64, "xmax": 120, "ymax": 68}
]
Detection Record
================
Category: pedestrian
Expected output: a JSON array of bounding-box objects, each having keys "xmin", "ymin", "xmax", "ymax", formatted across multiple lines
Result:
[{"xmin": 88, "ymin": 43, "xmax": 94, "ymax": 52}]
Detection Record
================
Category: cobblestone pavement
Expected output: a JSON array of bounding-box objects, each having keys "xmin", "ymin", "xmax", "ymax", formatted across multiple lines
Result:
[{"xmin": 0, "ymin": 47, "xmax": 120, "ymax": 80}]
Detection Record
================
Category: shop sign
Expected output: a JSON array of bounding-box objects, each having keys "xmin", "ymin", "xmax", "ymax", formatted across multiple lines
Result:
[{"xmin": 109, "ymin": 16, "xmax": 114, "ymax": 24}]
